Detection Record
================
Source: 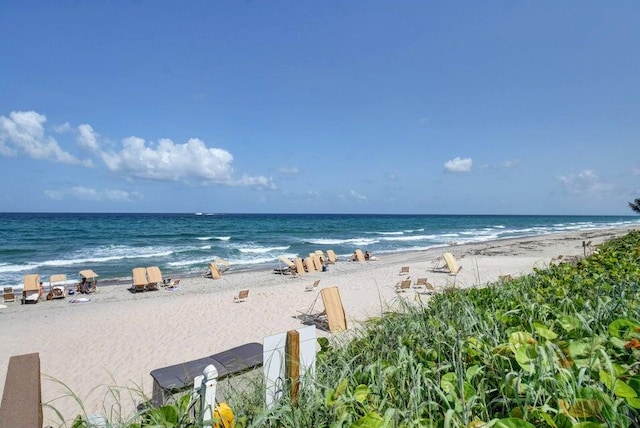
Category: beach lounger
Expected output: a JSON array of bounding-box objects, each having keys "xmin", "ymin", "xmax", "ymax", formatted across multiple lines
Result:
[
  {"xmin": 131, "ymin": 267, "xmax": 148, "ymax": 292},
  {"xmin": 149, "ymin": 342, "xmax": 264, "ymax": 406},
  {"xmin": 353, "ymin": 249, "xmax": 366, "ymax": 262},
  {"xmin": 79, "ymin": 269, "xmax": 99, "ymax": 293},
  {"xmin": 432, "ymin": 252, "xmax": 462, "ymax": 275},
  {"xmin": 48, "ymin": 274, "xmax": 67, "ymax": 299},
  {"xmin": 294, "ymin": 257, "xmax": 306, "ymax": 275},
  {"xmin": 3, "ymin": 286, "xmax": 16, "ymax": 303},
  {"xmin": 304, "ymin": 279, "xmax": 320, "ymax": 292},
  {"xmin": 395, "ymin": 279, "xmax": 412, "ymax": 293},
  {"xmin": 297, "ymin": 286, "xmax": 347, "ymax": 333},
  {"xmin": 145, "ymin": 266, "xmax": 162, "ymax": 291},
  {"xmin": 205, "ymin": 262, "xmax": 222, "ymax": 279},
  {"xmin": 22, "ymin": 274, "xmax": 41, "ymax": 304},
  {"xmin": 326, "ymin": 249, "xmax": 337, "ymax": 264},
  {"xmin": 304, "ymin": 256, "xmax": 316, "ymax": 273},
  {"xmin": 233, "ymin": 289, "xmax": 249, "ymax": 302},
  {"xmin": 399, "ymin": 266, "xmax": 410, "ymax": 275},
  {"xmin": 274, "ymin": 256, "xmax": 297, "ymax": 275},
  {"xmin": 215, "ymin": 258, "xmax": 231, "ymax": 273},
  {"xmin": 414, "ymin": 277, "xmax": 435, "ymax": 293}
]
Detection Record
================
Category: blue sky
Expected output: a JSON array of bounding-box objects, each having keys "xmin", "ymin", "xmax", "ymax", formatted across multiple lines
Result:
[{"xmin": 1, "ymin": 1, "xmax": 639, "ymax": 215}]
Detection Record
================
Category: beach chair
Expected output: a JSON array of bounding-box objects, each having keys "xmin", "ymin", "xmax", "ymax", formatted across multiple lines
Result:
[
  {"xmin": 304, "ymin": 279, "xmax": 320, "ymax": 292},
  {"xmin": 432, "ymin": 252, "xmax": 462, "ymax": 275},
  {"xmin": 275, "ymin": 256, "xmax": 297, "ymax": 275},
  {"xmin": 314, "ymin": 250, "xmax": 326, "ymax": 264},
  {"xmin": 22, "ymin": 274, "xmax": 41, "ymax": 304},
  {"xmin": 294, "ymin": 257, "xmax": 306, "ymax": 275},
  {"xmin": 399, "ymin": 266, "xmax": 410, "ymax": 275},
  {"xmin": 79, "ymin": 269, "xmax": 99, "ymax": 293},
  {"xmin": 149, "ymin": 342, "xmax": 263, "ymax": 406},
  {"xmin": 353, "ymin": 249, "xmax": 366, "ymax": 262},
  {"xmin": 304, "ymin": 256, "xmax": 316, "ymax": 273},
  {"xmin": 326, "ymin": 249, "xmax": 337, "ymax": 264},
  {"xmin": 131, "ymin": 267, "xmax": 148, "ymax": 292},
  {"xmin": 3, "ymin": 286, "xmax": 16, "ymax": 303},
  {"xmin": 48, "ymin": 274, "xmax": 67, "ymax": 299},
  {"xmin": 395, "ymin": 279, "xmax": 412, "ymax": 293},
  {"xmin": 297, "ymin": 286, "xmax": 347, "ymax": 333},
  {"xmin": 206, "ymin": 262, "xmax": 222, "ymax": 279},
  {"xmin": 414, "ymin": 277, "xmax": 435, "ymax": 293},
  {"xmin": 145, "ymin": 266, "xmax": 162, "ymax": 291},
  {"xmin": 311, "ymin": 254, "xmax": 324, "ymax": 271},
  {"xmin": 233, "ymin": 289, "xmax": 249, "ymax": 303}
]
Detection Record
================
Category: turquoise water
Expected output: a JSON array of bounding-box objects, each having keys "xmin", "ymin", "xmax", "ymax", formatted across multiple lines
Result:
[{"xmin": 1, "ymin": 213, "xmax": 638, "ymax": 287}]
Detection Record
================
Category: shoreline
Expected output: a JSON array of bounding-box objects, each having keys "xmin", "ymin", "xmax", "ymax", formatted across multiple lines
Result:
[{"xmin": 0, "ymin": 224, "xmax": 637, "ymax": 425}]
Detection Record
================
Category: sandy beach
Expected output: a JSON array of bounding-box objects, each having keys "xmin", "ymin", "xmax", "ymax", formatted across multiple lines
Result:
[{"xmin": 0, "ymin": 225, "xmax": 636, "ymax": 426}]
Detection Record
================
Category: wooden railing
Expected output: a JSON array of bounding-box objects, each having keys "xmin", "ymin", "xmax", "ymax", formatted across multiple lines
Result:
[{"xmin": 0, "ymin": 353, "xmax": 42, "ymax": 428}]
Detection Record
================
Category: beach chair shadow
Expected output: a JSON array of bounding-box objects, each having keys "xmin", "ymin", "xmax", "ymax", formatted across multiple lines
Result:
[{"xmin": 296, "ymin": 286, "xmax": 347, "ymax": 333}]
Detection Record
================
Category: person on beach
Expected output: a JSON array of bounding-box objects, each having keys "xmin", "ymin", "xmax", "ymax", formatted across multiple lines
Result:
[
  {"xmin": 78, "ymin": 278, "xmax": 88, "ymax": 294},
  {"xmin": 364, "ymin": 251, "xmax": 371, "ymax": 260}
]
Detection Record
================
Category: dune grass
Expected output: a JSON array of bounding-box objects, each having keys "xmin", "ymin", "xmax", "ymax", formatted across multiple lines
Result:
[{"xmin": 63, "ymin": 230, "xmax": 640, "ymax": 427}]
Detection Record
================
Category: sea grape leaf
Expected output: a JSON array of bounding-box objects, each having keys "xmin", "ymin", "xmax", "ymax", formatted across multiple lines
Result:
[
  {"xmin": 509, "ymin": 331, "xmax": 535, "ymax": 345},
  {"xmin": 354, "ymin": 384, "xmax": 370, "ymax": 403},
  {"xmin": 557, "ymin": 398, "xmax": 602, "ymax": 418},
  {"xmin": 608, "ymin": 318, "xmax": 640, "ymax": 339},
  {"xmin": 492, "ymin": 418, "xmax": 536, "ymax": 428},
  {"xmin": 514, "ymin": 345, "xmax": 535, "ymax": 373},
  {"xmin": 558, "ymin": 315, "xmax": 581, "ymax": 333},
  {"xmin": 441, "ymin": 372, "xmax": 457, "ymax": 395},
  {"xmin": 599, "ymin": 370, "xmax": 637, "ymax": 398},
  {"xmin": 533, "ymin": 322, "xmax": 558, "ymax": 340},
  {"xmin": 350, "ymin": 411, "xmax": 385, "ymax": 428}
]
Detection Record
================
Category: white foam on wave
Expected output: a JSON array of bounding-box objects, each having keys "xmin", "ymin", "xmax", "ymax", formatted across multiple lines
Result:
[
  {"xmin": 238, "ymin": 245, "xmax": 290, "ymax": 254},
  {"xmin": 380, "ymin": 234, "xmax": 437, "ymax": 242},
  {"xmin": 196, "ymin": 236, "xmax": 231, "ymax": 241},
  {"xmin": 307, "ymin": 237, "xmax": 379, "ymax": 246}
]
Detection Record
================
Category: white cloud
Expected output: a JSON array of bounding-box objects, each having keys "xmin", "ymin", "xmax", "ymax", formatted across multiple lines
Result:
[
  {"xmin": 558, "ymin": 169, "xmax": 612, "ymax": 195},
  {"xmin": 0, "ymin": 111, "xmax": 86, "ymax": 165},
  {"xmin": 77, "ymin": 124, "xmax": 100, "ymax": 151},
  {"xmin": 278, "ymin": 166, "xmax": 299, "ymax": 175},
  {"xmin": 45, "ymin": 186, "xmax": 138, "ymax": 201},
  {"xmin": 504, "ymin": 159, "xmax": 520, "ymax": 168},
  {"xmin": 101, "ymin": 136, "xmax": 275, "ymax": 188},
  {"xmin": 349, "ymin": 190, "xmax": 367, "ymax": 201},
  {"xmin": 444, "ymin": 157, "xmax": 473, "ymax": 173}
]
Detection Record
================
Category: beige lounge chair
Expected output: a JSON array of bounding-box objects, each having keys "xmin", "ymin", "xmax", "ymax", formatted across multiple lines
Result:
[
  {"xmin": 275, "ymin": 256, "xmax": 297, "ymax": 275},
  {"xmin": 353, "ymin": 249, "xmax": 366, "ymax": 262},
  {"xmin": 414, "ymin": 277, "xmax": 435, "ymax": 293},
  {"xmin": 48, "ymin": 274, "xmax": 67, "ymax": 299},
  {"xmin": 432, "ymin": 252, "xmax": 462, "ymax": 275},
  {"xmin": 132, "ymin": 267, "xmax": 148, "ymax": 292},
  {"xmin": 399, "ymin": 266, "xmax": 410, "ymax": 275},
  {"xmin": 294, "ymin": 258, "xmax": 306, "ymax": 275},
  {"xmin": 304, "ymin": 256, "xmax": 316, "ymax": 273},
  {"xmin": 326, "ymin": 249, "xmax": 337, "ymax": 264},
  {"xmin": 305, "ymin": 280, "xmax": 320, "ymax": 292},
  {"xmin": 314, "ymin": 250, "xmax": 326, "ymax": 264},
  {"xmin": 215, "ymin": 258, "xmax": 231, "ymax": 273},
  {"xmin": 233, "ymin": 289, "xmax": 249, "ymax": 303},
  {"xmin": 311, "ymin": 255, "xmax": 323, "ymax": 271},
  {"xmin": 206, "ymin": 262, "xmax": 221, "ymax": 279},
  {"xmin": 145, "ymin": 266, "xmax": 162, "ymax": 291},
  {"xmin": 297, "ymin": 286, "xmax": 347, "ymax": 333},
  {"xmin": 22, "ymin": 274, "xmax": 41, "ymax": 304},
  {"xmin": 79, "ymin": 269, "xmax": 99, "ymax": 293},
  {"xmin": 395, "ymin": 279, "xmax": 412, "ymax": 293},
  {"xmin": 3, "ymin": 286, "xmax": 16, "ymax": 303}
]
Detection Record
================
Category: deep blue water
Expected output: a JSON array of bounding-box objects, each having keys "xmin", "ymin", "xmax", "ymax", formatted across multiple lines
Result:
[{"xmin": 1, "ymin": 213, "xmax": 638, "ymax": 287}]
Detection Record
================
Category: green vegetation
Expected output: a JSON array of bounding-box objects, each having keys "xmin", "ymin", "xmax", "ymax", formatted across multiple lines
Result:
[{"xmin": 70, "ymin": 230, "xmax": 640, "ymax": 427}]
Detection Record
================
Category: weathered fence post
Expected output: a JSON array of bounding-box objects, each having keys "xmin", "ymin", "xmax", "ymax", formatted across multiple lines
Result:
[{"xmin": 0, "ymin": 353, "xmax": 43, "ymax": 428}]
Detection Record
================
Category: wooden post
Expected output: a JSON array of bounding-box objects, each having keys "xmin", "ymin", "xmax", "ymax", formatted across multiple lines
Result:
[
  {"xmin": 285, "ymin": 330, "xmax": 300, "ymax": 405},
  {"xmin": 0, "ymin": 353, "xmax": 42, "ymax": 428},
  {"xmin": 194, "ymin": 364, "xmax": 218, "ymax": 424}
]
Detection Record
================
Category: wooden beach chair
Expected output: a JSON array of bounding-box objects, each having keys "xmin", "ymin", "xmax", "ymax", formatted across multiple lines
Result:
[
  {"xmin": 294, "ymin": 257, "xmax": 306, "ymax": 275},
  {"xmin": 131, "ymin": 267, "xmax": 148, "ymax": 292},
  {"xmin": 233, "ymin": 289, "xmax": 249, "ymax": 303},
  {"xmin": 304, "ymin": 256, "xmax": 316, "ymax": 273},
  {"xmin": 79, "ymin": 269, "xmax": 99, "ymax": 293},
  {"xmin": 274, "ymin": 256, "xmax": 297, "ymax": 275},
  {"xmin": 145, "ymin": 266, "xmax": 162, "ymax": 291},
  {"xmin": 297, "ymin": 286, "xmax": 347, "ymax": 333},
  {"xmin": 353, "ymin": 249, "xmax": 366, "ymax": 262},
  {"xmin": 399, "ymin": 266, "xmax": 410, "ymax": 275},
  {"xmin": 395, "ymin": 279, "xmax": 412, "ymax": 293},
  {"xmin": 3, "ymin": 286, "xmax": 16, "ymax": 303},
  {"xmin": 326, "ymin": 249, "xmax": 337, "ymax": 264},
  {"xmin": 48, "ymin": 274, "xmax": 67, "ymax": 299},
  {"xmin": 432, "ymin": 252, "xmax": 462, "ymax": 275},
  {"xmin": 22, "ymin": 274, "xmax": 41, "ymax": 304},
  {"xmin": 206, "ymin": 262, "xmax": 222, "ymax": 279},
  {"xmin": 414, "ymin": 277, "xmax": 435, "ymax": 293},
  {"xmin": 304, "ymin": 279, "xmax": 320, "ymax": 292}
]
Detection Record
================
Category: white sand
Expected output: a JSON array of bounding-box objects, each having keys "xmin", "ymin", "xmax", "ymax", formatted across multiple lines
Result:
[{"xmin": 0, "ymin": 226, "xmax": 636, "ymax": 426}]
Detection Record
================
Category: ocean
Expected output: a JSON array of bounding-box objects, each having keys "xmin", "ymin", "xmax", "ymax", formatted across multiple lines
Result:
[{"xmin": 1, "ymin": 213, "xmax": 638, "ymax": 288}]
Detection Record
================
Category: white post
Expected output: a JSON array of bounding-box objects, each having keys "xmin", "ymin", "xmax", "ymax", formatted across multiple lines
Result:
[{"xmin": 195, "ymin": 364, "xmax": 218, "ymax": 423}]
